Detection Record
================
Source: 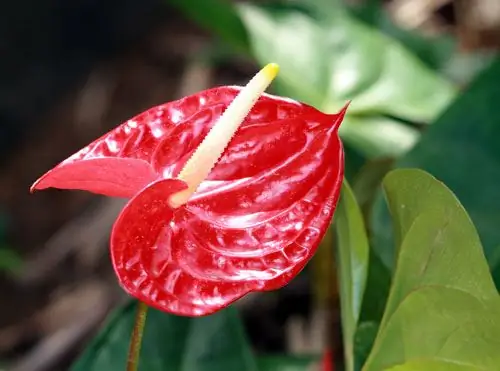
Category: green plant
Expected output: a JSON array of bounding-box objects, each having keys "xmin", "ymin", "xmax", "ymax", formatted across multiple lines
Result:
[{"xmin": 31, "ymin": 1, "xmax": 500, "ymax": 370}]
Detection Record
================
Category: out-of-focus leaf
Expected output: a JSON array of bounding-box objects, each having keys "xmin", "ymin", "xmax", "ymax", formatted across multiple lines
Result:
[
  {"xmin": 371, "ymin": 57, "xmax": 500, "ymax": 281},
  {"xmin": 347, "ymin": 0, "xmax": 494, "ymax": 86},
  {"xmin": 234, "ymin": 2, "xmax": 454, "ymax": 158},
  {"xmin": 363, "ymin": 169, "xmax": 500, "ymax": 371},
  {"xmin": 257, "ymin": 355, "xmax": 317, "ymax": 370},
  {"xmin": 384, "ymin": 360, "xmax": 479, "ymax": 371},
  {"xmin": 171, "ymin": 0, "xmax": 453, "ymax": 158},
  {"xmin": 0, "ymin": 247, "xmax": 22, "ymax": 273},
  {"xmin": 349, "ymin": 0, "xmax": 455, "ymax": 71},
  {"xmin": 335, "ymin": 181, "xmax": 369, "ymax": 371},
  {"xmin": 72, "ymin": 301, "xmax": 257, "ymax": 371},
  {"xmin": 168, "ymin": 0, "xmax": 249, "ymax": 53},
  {"xmin": 344, "ymin": 144, "xmax": 367, "ymax": 182},
  {"xmin": 236, "ymin": 2, "xmax": 455, "ymax": 123},
  {"xmin": 352, "ymin": 157, "xmax": 394, "ymax": 217},
  {"xmin": 339, "ymin": 116, "xmax": 419, "ymax": 159},
  {"xmin": 443, "ymin": 51, "xmax": 496, "ymax": 86},
  {"xmin": 353, "ymin": 321, "xmax": 378, "ymax": 371}
]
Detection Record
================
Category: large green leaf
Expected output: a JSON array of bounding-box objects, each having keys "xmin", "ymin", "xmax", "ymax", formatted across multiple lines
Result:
[
  {"xmin": 256, "ymin": 355, "xmax": 317, "ymax": 370},
  {"xmin": 353, "ymin": 321, "xmax": 379, "ymax": 371},
  {"xmin": 371, "ymin": 57, "xmax": 500, "ymax": 282},
  {"xmin": 235, "ymin": 2, "xmax": 454, "ymax": 158},
  {"xmin": 168, "ymin": 0, "xmax": 248, "ymax": 53},
  {"xmin": 236, "ymin": 2, "xmax": 455, "ymax": 121},
  {"xmin": 72, "ymin": 301, "xmax": 257, "ymax": 371},
  {"xmin": 335, "ymin": 181, "xmax": 370, "ymax": 371},
  {"xmin": 339, "ymin": 116, "xmax": 419, "ymax": 159},
  {"xmin": 384, "ymin": 360, "xmax": 478, "ymax": 371},
  {"xmin": 169, "ymin": 0, "xmax": 455, "ymax": 158},
  {"xmin": 363, "ymin": 169, "xmax": 500, "ymax": 371},
  {"xmin": 348, "ymin": 0, "xmax": 455, "ymax": 72}
]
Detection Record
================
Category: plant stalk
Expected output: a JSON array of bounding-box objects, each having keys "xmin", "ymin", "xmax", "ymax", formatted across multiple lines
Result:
[{"xmin": 126, "ymin": 301, "xmax": 148, "ymax": 371}]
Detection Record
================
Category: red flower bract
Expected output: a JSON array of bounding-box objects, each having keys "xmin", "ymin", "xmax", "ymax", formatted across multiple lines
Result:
[{"xmin": 32, "ymin": 86, "xmax": 346, "ymax": 316}]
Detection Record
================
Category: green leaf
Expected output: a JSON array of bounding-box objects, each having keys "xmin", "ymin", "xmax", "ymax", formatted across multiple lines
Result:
[
  {"xmin": 72, "ymin": 301, "xmax": 257, "ymax": 371},
  {"xmin": 171, "ymin": 0, "xmax": 453, "ymax": 158},
  {"xmin": 348, "ymin": 0, "xmax": 494, "ymax": 86},
  {"xmin": 384, "ymin": 360, "xmax": 479, "ymax": 371},
  {"xmin": 371, "ymin": 57, "xmax": 500, "ymax": 281},
  {"xmin": 256, "ymin": 355, "xmax": 318, "ymax": 370},
  {"xmin": 0, "ymin": 247, "xmax": 22, "ymax": 273},
  {"xmin": 236, "ymin": 2, "xmax": 455, "ymax": 122},
  {"xmin": 363, "ymin": 169, "xmax": 500, "ymax": 371},
  {"xmin": 353, "ymin": 322, "xmax": 379, "ymax": 371},
  {"xmin": 167, "ymin": 0, "xmax": 249, "ymax": 53},
  {"xmin": 344, "ymin": 144, "xmax": 367, "ymax": 182},
  {"xmin": 335, "ymin": 181, "xmax": 370, "ymax": 371},
  {"xmin": 358, "ymin": 253, "xmax": 391, "ymax": 324},
  {"xmin": 349, "ymin": 0, "xmax": 456, "ymax": 72},
  {"xmin": 339, "ymin": 116, "xmax": 419, "ymax": 159},
  {"xmin": 352, "ymin": 157, "xmax": 394, "ymax": 217}
]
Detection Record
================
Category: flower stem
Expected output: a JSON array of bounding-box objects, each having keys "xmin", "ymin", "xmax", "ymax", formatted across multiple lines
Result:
[{"xmin": 126, "ymin": 301, "xmax": 148, "ymax": 371}]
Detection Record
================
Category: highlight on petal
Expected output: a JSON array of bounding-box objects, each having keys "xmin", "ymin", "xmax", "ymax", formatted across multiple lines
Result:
[{"xmin": 111, "ymin": 178, "xmax": 260, "ymax": 316}]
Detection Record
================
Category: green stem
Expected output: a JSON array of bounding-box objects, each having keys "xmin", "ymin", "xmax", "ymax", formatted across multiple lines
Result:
[{"xmin": 126, "ymin": 301, "xmax": 148, "ymax": 371}]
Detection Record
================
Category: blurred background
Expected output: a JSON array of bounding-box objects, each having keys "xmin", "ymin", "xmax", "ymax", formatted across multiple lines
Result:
[{"xmin": 1, "ymin": 0, "xmax": 499, "ymax": 370}]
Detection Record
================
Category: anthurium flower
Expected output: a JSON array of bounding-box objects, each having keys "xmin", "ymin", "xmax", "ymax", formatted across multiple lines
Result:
[{"xmin": 31, "ymin": 64, "xmax": 347, "ymax": 316}]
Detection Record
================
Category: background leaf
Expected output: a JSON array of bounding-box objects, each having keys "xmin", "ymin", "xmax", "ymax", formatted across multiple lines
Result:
[
  {"xmin": 371, "ymin": 57, "xmax": 500, "ymax": 284},
  {"xmin": 353, "ymin": 321, "xmax": 379, "ymax": 371},
  {"xmin": 256, "ymin": 355, "xmax": 317, "ymax": 371},
  {"xmin": 0, "ymin": 247, "xmax": 22, "ymax": 273},
  {"xmin": 168, "ymin": 0, "xmax": 248, "ymax": 53},
  {"xmin": 338, "ymin": 116, "xmax": 419, "ymax": 159},
  {"xmin": 348, "ymin": 0, "xmax": 455, "ymax": 72},
  {"xmin": 363, "ymin": 169, "xmax": 500, "ymax": 371},
  {"xmin": 384, "ymin": 359, "xmax": 479, "ymax": 371},
  {"xmin": 72, "ymin": 301, "xmax": 257, "ymax": 371},
  {"xmin": 335, "ymin": 181, "xmax": 370, "ymax": 371},
  {"xmin": 236, "ymin": 2, "xmax": 455, "ymax": 121},
  {"xmin": 170, "ymin": 0, "xmax": 456, "ymax": 159}
]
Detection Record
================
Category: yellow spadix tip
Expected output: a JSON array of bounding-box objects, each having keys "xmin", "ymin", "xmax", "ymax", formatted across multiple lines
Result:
[
  {"xmin": 262, "ymin": 63, "xmax": 280, "ymax": 80},
  {"xmin": 169, "ymin": 63, "xmax": 279, "ymax": 208}
]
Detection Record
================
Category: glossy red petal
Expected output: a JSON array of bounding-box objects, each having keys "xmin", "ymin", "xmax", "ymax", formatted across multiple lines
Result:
[
  {"xmin": 169, "ymin": 106, "xmax": 345, "ymax": 291},
  {"xmin": 32, "ymin": 86, "xmax": 347, "ymax": 316},
  {"xmin": 30, "ymin": 87, "xmax": 339, "ymax": 197},
  {"xmin": 111, "ymin": 179, "xmax": 260, "ymax": 316},
  {"xmin": 112, "ymin": 106, "xmax": 345, "ymax": 315},
  {"xmin": 31, "ymin": 158, "xmax": 156, "ymax": 198}
]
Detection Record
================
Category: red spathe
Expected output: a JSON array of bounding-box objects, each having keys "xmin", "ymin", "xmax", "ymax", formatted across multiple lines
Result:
[{"xmin": 31, "ymin": 86, "xmax": 346, "ymax": 316}]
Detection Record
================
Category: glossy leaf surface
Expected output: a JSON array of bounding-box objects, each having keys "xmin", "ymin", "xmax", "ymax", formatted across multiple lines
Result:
[
  {"xmin": 32, "ymin": 86, "xmax": 345, "ymax": 315},
  {"xmin": 72, "ymin": 301, "xmax": 257, "ymax": 371},
  {"xmin": 363, "ymin": 169, "xmax": 500, "ymax": 371},
  {"xmin": 335, "ymin": 181, "xmax": 369, "ymax": 371},
  {"xmin": 371, "ymin": 57, "xmax": 500, "ymax": 281}
]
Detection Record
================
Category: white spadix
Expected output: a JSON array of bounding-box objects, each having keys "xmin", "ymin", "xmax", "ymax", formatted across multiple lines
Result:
[{"xmin": 169, "ymin": 63, "xmax": 280, "ymax": 208}]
